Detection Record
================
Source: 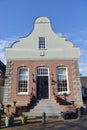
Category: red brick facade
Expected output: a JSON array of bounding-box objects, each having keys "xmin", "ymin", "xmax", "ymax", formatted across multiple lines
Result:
[
  {"xmin": 10, "ymin": 59, "xmax": 75, "ymax": 105},
  {"xmin": 4, "ymin": 17, "xmax": 83, "ymax": 115}
]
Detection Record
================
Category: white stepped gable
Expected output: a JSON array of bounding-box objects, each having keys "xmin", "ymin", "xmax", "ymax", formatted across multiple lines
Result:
[{"xmin": 5, "ymin": 16, "xmax": 80, "ymax": 60}]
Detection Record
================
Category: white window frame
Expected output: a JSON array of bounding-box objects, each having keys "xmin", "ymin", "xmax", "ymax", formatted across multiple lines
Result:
[
  {"xmin": 39, "ymin": 37, "xmax": 46, "ymax": 50},
  {"xmin": 36, "ymin": 67, "xmax": 50, "ymax": 99},
  {"xmin": 36, "ymin": 67, "xmax": 49, "ymax": 76},
  {"xmin": 17, "ymin": 67, "xmax": 29, "ymax": 95},
  {"xmin": 56, "ymin": 67, "xmax": 69, "ymax": 95}
]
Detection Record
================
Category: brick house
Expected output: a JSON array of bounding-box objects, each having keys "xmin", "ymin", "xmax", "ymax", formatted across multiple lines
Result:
[{"xmin": 3, "ymin": 16, "xmax": 83, "ymax": 114}]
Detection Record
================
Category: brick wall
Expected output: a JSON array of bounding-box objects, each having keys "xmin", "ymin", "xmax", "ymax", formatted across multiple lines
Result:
[{"xmin": 8, "ymin": 59, "xmax": 75, "ymax": 105}]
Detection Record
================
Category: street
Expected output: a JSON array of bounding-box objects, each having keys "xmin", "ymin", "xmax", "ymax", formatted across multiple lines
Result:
[{"xmin": 1, "ymin": 115, "xmax": 87, "ymax": 130}]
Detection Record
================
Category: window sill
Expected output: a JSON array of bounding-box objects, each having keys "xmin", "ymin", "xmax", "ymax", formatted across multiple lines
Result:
[
  {"xmin": 17, "ymin": 92, "xmax": 28, "ymax": 96},
  {"xmin": 57, "ymin": 92, "xmax": 70, "ymax": 96},
  {"xmin": 39, "ymin": 48, "xmax": 47, "ymax": 50}
]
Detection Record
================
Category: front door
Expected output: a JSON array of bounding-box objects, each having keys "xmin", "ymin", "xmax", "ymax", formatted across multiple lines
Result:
[
  {"xmin": 37, "ymin": 76, "xmax": 48, "ymax": 99},
  {"xmin": 36, "ymin": 67, "xmax": 49, "ymax": 99}
]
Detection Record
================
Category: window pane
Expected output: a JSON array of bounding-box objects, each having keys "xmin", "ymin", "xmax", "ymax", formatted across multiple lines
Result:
[
  {"xmin": 57, "ymin": 68, "xmax": 66, "ymax": 75},
  {"xmin": 39, "ymin": 37, "xmax": 46, "ymax": 49},
  {"xmin": 84, "ymin": 88, "xmax": 87, "ymax": 94},
  {"xmin": 57, "ymin": 67, "xmax": 68, "ymax": 93},
  {"xmin": 37, "ymin": 67, "xmax": 48, "ymax": 76},
  {"xmin": 18, "ymin": 67, "xmax": 28, "ymax": 93}
]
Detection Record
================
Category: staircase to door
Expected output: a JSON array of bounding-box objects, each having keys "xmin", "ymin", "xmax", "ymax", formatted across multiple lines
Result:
[{"xmin": 24, "ymin": 99, "xmax": 61, "ymax": 117}]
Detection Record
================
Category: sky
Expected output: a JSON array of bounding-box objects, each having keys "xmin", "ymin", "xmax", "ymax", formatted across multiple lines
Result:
[{"xmin": 0, "ymin": 0, "xmax": 87, "ymax": 76}]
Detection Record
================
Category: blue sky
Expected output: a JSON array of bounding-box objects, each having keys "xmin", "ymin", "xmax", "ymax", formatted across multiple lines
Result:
[{"xmin": 0, "ymin": 0, "xmax": 87, "ymax": 76}]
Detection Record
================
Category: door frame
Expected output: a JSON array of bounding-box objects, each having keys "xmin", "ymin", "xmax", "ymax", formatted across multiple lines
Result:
[{"xmin": 36, "ymin": 67, "xmax": 50, "ymax": 99}]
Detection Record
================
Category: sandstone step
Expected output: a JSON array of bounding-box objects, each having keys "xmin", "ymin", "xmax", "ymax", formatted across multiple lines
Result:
[
  {"xmin": 24, "ymin": 99, "xmax": 61, "ymax": 117},
  {"xmin": 24, "ymin": 112, "xmax": 60, "ymax": 117}
]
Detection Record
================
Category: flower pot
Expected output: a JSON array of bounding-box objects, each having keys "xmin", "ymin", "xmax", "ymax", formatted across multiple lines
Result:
[
  {"xmin": 5, "ymin": 115, "xmax": 14, "ymax": 127},
  {"xmin": 5, "ymin": 116, "xmax": 10, "ymax": 127},
  {"xmin": 20, "ymin": 116, "xmax": 28, "ymax": 125}
]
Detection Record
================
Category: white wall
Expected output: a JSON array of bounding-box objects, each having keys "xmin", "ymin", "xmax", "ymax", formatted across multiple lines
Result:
[{"xmin": 5, "ymin": 16, "xmax": 80, "ymax": 60}]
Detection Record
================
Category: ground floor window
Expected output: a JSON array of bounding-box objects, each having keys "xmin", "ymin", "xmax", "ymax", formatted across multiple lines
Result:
[
  {"xmin": 82, "ymin": 87, "xmax": 87, "ymax": 96},
  {"xmin": 18, "ymin": 67, "xmax": 29, "ymax": 94},
  {"xmin": 56, "ymin": 67, "xmax": 69, "ymax": 94}
]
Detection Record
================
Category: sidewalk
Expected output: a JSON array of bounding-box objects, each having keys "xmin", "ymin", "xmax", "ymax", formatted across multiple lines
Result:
[
  {"xmin": 1, "ymin": 116, "xmax": 87, "ymax": 130},
  {"xmin": 0, "ymin": 116, "xmax": 63, "ymax": 129}
]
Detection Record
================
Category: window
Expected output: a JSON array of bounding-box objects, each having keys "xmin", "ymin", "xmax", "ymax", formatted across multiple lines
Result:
[
  {"xmin": 18, "ymin": 67, "xmax": 28, "ymax": 94},
  {"xmin": 82, "ymin": 87, "xmax": 87, "ymax": 96},
  {"xmin": 56, "ymin": 67, "xmax": 69, "ymax": 94},
  {"xmin": 37, "ymin": 67, "xmax": 48, "ymax": 76},
  {"xmin": 84, "ymin": 88, "xmax": 87, "ymax": 95},
  {"xmin": 39, "ymin": 37, "xmax": 46, "ymax": 49}
]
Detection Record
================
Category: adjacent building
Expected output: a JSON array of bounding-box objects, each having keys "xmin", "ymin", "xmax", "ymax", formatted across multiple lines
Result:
[
  {"xmin": 81, "ymin": 77, "xmax": 87, "ymax": 104},
  {"xmin": 3, "ymin": 16, "xmax": 83, "ymax": 111},
  {"xmin": 0, "ymin": 60, "xmax": 6, "ymax": 86},
  {"xmin": 0, "ymin": 60, "xmax": 6, "ymax": 103}
]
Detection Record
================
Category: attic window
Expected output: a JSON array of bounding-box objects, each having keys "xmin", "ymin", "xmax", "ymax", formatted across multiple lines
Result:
[{"xmin": 39, "ymin": 37, "xmax": 46, "ymax": 49}]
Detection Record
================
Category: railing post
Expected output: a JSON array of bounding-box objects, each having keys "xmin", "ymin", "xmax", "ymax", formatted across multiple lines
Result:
[{"xmin": 42, "ymin": 112, "xmax": 46, "ymax": 124}]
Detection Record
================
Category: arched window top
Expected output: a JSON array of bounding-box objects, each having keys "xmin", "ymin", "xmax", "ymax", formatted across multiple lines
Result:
[
  {"xmin": 18, "ymin": 67, "xmax": 28, "ymax": 74},
  {"xmin": 18, "ymin": 66, "xmax": 28, "ymax": 69},
  {"xmin": 36, "ymin": 67, "xmax": 49, "ymax": 76},
  {"xmin": 57, "ymin": 65, "xmax": 66, "ymax": 67},
  {"xmin": 56, "ymin": 67, "xmax": 67, "ymax": 75}
]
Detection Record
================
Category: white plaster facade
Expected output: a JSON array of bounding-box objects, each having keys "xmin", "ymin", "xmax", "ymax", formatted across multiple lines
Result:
[{"xmin": 5, "ymin": 16, "xmax": 80, "ymax": 60}]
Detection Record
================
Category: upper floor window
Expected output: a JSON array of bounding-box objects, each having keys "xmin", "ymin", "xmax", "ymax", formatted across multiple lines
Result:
[
  {"xmin": 18, "ymin": 67, "xmax": 29, "ymax": 94},
  {"xmin": 56, "ymin": 67, "xmax": 69, "ymax": 94},
  {"xmin": 39, "ymin": 37, "xmax": 46, "ymax": 49}
]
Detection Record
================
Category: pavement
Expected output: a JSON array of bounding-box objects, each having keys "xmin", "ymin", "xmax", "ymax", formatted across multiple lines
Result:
[{"xmin": 1, "ymin": 115, "xmax": 87, "ymax": 130}]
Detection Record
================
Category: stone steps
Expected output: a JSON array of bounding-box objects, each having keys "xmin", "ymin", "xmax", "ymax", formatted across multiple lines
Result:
[{"xmin": 24, "ymin": 99, "xmax": 61, "ymax": 117}]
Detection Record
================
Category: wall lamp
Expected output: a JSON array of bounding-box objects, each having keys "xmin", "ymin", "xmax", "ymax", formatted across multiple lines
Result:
[
  {"xmin": 32, "ymin": 74, "xmax": 36, "ymax": 82},
  {"xmin": 51, "ymin": 74, "xmax": 54, "ymax": 82},
  {"xmin": 0, "ymin": 70, "xmax": 2, "ymax": 76},
  {"xmin": 51, "ymin": 73, "xmax": 56, "ymax": 85}
]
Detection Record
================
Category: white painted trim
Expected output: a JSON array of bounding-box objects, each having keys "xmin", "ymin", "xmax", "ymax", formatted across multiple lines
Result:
[
  {"xmin": 56, "ymin": 66, "xmax": 69, "ymax": 94},
  {"xmin": 17, "ymin": 92, "xmax": 28, "ymax": 95},
  {"xmin": 66, "ymin": 67, "xmax": 69, "ymax": 94},
  {"xmin": 17, "ymin": 67, "xmax": 29, "ymax": 95},
  {"xmin": 36, "ymin": 67, "xmax": 50, "ymax": 99}
]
